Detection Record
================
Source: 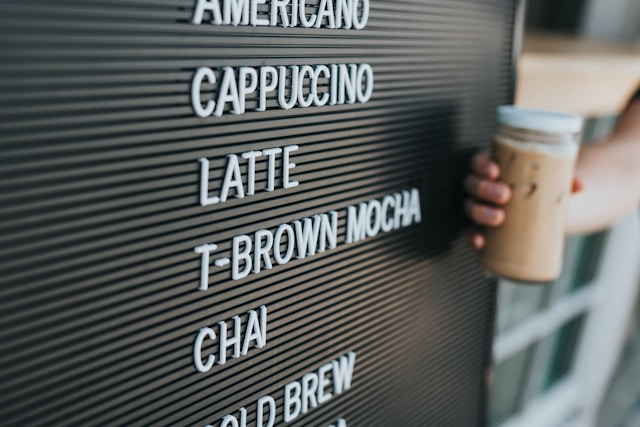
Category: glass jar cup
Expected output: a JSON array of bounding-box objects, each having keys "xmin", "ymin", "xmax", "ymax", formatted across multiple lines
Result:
[{"xmin": 478, "ymin": 106, "xmax": 582, "ymax": 282}]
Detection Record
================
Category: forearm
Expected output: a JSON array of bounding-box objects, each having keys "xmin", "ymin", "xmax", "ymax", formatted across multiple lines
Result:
[
  {"xmin": 567, "ymin": 134, "xmax": 640, "ymax": 234},
  {"xmin": 464, "ymin": 96, "xmax": 640, "ymax": 244}
]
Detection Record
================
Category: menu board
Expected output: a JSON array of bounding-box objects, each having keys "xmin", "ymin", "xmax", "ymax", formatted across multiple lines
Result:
[{"xmin": 0, "ymin": 0, "xmax": 519, "ymax": 426}]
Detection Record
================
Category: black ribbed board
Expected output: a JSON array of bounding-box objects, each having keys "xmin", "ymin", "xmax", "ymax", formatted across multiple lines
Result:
[{"xmin": 0, "ymin": 1, "xmax": 518, "ymax": 426}]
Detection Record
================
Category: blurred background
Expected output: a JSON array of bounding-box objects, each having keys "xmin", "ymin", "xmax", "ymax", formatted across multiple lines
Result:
[{"xmin": 490, "ymin": 0, "xmax": 640, "ymax": 426}]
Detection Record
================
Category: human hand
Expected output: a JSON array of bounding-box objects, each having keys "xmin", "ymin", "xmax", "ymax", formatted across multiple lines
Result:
[
  {"xmin": 464, "ymin": 151, "xmax": 584, "ymax": 250},
  {"xmin": 464, "ymin": 152, "xmax": 511, "ymax": 250}
]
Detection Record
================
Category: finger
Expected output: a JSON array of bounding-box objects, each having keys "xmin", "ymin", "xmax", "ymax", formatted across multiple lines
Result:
[
  {"xmin": 466, "ymin": 230, "xmax": 486, "ymax": 250},
  {"xmin": 464, "ymin": 175, "xmax": 511, "ymax": 204},
  {"xmin": 465, "ymin": 199, "xmax": 506, "ymax": 227},
  {"xmin": 571, "ymin": 177, "xmax": 584, "ymax": 194},
  {"xmin": 470, "ymin": 152, "xmax": 500, "ymax": 180}
]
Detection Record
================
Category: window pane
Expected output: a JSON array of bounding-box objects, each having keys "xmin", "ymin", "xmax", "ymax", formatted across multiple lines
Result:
[
  {"xmin": 544, "ymin": 314, "xmax": 587, "ymax": 390},
  {"xmin": 490, "ymin": 346, "xmax": 534, "ymax": 426},
  {"xmin": 547, "ymin": 231, "xmax": 607, "ymax": 303},
  {"xmin": 521, "ymin": 333, "xmax": 557, "ymax": 404},
  {"xmin": 496, "ymin": 280, "xmax": 548, "ymax": 333},
  {"xmin": 547, "ymin": 236, "xmax": 582, "ymax": 303},
  {"xmin": 515, "ymin": 315, "xmax": 588, "ymax": 408},
  {"xmin": 571, "ymin": 231, "xmax": 607, "ymax": 291}
]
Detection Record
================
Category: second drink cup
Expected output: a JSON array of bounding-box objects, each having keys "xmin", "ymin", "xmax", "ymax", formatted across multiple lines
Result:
[{"xmin": 478, "ymin": 106, "xmax": 583, "ymax": 282}]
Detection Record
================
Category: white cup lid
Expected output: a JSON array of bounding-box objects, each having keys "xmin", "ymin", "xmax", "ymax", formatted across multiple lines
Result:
[{"xmin": 497, "ymin": 106, "xmax": 583, "ymax": 134}]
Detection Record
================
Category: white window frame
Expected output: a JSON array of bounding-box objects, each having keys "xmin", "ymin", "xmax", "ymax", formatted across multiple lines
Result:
[{"xmin": 493, "ymin": 212, "xmax": 640, "ymax": 427}]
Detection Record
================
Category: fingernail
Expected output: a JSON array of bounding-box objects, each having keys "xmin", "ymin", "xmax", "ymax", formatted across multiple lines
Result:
[
  {"xmin": 483, "ymin": 207, "xmax": 503, "ymax": 225},
  {"xmin": 490, "ymin": 185, "xmax": 504, "ymax": 200},
  {"xmin": 487, "ymin": 162, "xmax": 500, "ymax": 177},
  {"xmin": 478, "ymin": 207, "xmax": 491, "ymax": 221},
  {"xmin": 492, "ymin": 209, "xmax": 505, "ymax": 225}
]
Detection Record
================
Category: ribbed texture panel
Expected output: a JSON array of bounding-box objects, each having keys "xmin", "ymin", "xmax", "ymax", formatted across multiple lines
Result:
[{"xmin": 0, "ymin": 0, "xmax": 514, "ymax": 426}]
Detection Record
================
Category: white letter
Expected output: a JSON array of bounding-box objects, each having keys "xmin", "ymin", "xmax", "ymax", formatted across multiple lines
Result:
[
  {"xmin": 262, "ymin": 147, "xmax": 282, "ymax": 191},
  {"xmin": 251, "ymin": 0, "xmax": 269, "ymax": 25},
  {"xmin": 215, "ymin": 67, "xmax": 241, "ymax": 116},
  {"xmin": 366, "ymin": 199, "xmax": 382, "ymax": 237},
  {"xmin": 338, "ymin": 63, "xmax": 357, "ymax": 104},
  {"xmin": 394, "ymin": 191, "xmax": 410, "ymax": 229},
  {"xmin": 192, "ymin": 0, "xmax": 223, "ymax": 24},
  {"xmin": 352, "ymin": 0, "xmax": 369, "ymax": 29},
  {"xmin": 298, "ymin": 0, "xmax": 317, "ymax": 27},
  {"xmin": 256, "ymin": 395, "xmax": 276, "ymax": 427},
  {"xmin": 315, "ymin": 0, "xmax": 336, "ymax": 28},
  {"xmin": 193, "ymin": 327, "xmax": 216, "ymax": 372},
  {"xmin": 312, "ymin": 65, "xmax": 330, "ymax": 106},
  {"xmin": 345, "ymin": 203, "xmax": 367, "ymax": 243},
  {"xmin": 241, "ymin": 150, "xmax": 262, "ymax": 196},
  {"xmin": 218, "ymin": 315, "xmax": 241, "ymax": 365},
  {"xmin": 239, "ymin": 67, "xmax": 258, "ymax": 114},
  {"xmin": 291, "ymin": 0, "xmax": 299, "ymax": 26},
  {"xmin": 319, "ymin": 211, "xmax": 338, "ymax": 251},
  {"xmin": 335, "ymin": 0, "xmax": 352, "ymax": 29},
  {"xmin": 224, "ymin": 0, "xmax": 250, "ymax": 25},
  {"xmin": 408, "ymin": 188, "xmax": 422, "ymax": 224},
  {"xmin": 301, "ymin": 372, "xmax": 319, "ymax": 414},
  {"xmin": 220, "ymin": 415, "xmax": 239, "ymax": 427},
  {"xmin": 260, "ymin": 304, "xmax": 267, "ymax": 341},
  {"xmin": 239, "ymin": 408, "xmax": 247, "ymax": 427},
  {"xmin": 293, "ymin": 216, "xmax": 322, "ymax": 258},
  {"xmin": 273, "ymin": 223, "xmax": 295, "ymax": 264},
  {"xmin": 283, "ymin": 145, "xmax": 299, "ymax": 189},
  {"xmin": 258, "ymin": 66, "xmax": 278, "ymax": 112},
  {"xmin": 241, "ymin": 306, "xmax": 267, "ymax": 355},
  {"xmin": 332, "ymin": 351, "xmax": 356, "ymax": 394},
  {"xmin": 253, "ymin": 229, "xmax": 274, "ymax": 274},
  {"xmin": 329, "ymin": 64, "xmax": 338, "ymax": 105},
  {"xmin": 194, "ymin": 243, "xmax": 218, "ymax": 291},
  {"xmin": 381, "ymin": 194, "xmax": 395, "ymax": 232},
  {"xmin": 232, "ymin": 234, "xmax": 252, "ymax": 279},
  {"xmin": 220, "ymin": 154, "xmax": 245, "ymax": 201},
  {"xmin": 297, "ymin": 65, "xmax": 314, "ymax": 107},
  {"xmin": 278, "ymin": 66, "xmax": 299, "ymax": 110},
  {"xmin": 356, "ymin": 63, "xmax": 373, "ymax": 103},
  {"xmin": 284, "ymin": 381, "xmax": 302, "ymax": 422},
  {"xmin": 317, "ymin": 362, "xmax": 333, "ymax": 404},
  {"xmin": 199, "ymin": 158, "xmax": 220, "ymax": 206},
  {"xmin": 270, "ymin": 0, "xmax": 290, "ymax": 27},
  {"xmin": 191, "ymin": 67, "xmax": 217, "ymax": 117}
]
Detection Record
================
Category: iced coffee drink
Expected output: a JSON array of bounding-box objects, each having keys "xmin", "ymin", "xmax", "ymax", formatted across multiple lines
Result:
[{"xmin": 478, "ymin": 106, "xmax": 582, "ymax": 282}]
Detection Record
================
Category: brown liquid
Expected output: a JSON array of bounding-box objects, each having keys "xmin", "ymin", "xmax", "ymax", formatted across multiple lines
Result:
[{"xmin": 478, "ymin": 136, "xmax": 577, "ymax": 282}]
